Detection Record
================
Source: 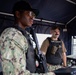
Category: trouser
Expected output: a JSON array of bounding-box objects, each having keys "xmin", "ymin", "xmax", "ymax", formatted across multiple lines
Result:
[{"xmin": 47, "ymin": 63, "xmax": 62, "ymax": 71}]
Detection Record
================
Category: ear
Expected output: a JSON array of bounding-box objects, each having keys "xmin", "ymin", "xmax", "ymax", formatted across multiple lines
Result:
[{"xmin": 15, "ymin": 11, "xmax": 20, "ymax": 18}]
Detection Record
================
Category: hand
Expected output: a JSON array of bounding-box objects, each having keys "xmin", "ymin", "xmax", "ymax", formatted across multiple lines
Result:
[
  {"xmin": 50, "ymin": 72, "xmax": 56, "ymax": 75},
  {"xmin": 48, "ymin": 72, "xmax": 55, "ymax": 75},
  {"xmin": 62, "ymin": 65, "xmax": 67, "ymax": 68},
  {"xmin": 48, "ymin": 71, "xmax": 56, "ymax": 75}
]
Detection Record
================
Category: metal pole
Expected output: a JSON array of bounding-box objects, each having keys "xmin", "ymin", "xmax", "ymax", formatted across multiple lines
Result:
[
  {"xmin": 0, "ymin": 11, "xmax": 65, "ymax": 25},
  {"xmin": 66, "ymin": 16, "xmax": 76, "ymax": 25},
  {"xmin": 66, "ymin": 0, "xmax": 76, "ymax": 5},
  {"xmin": 0, "ymin": 12, "xmax": 13, "ymax": 16}
]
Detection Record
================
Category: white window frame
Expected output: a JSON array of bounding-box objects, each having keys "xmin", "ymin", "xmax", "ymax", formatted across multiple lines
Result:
[{"xmin": 71, "ymin": 36, "xmax": 76, "ymax": 55}]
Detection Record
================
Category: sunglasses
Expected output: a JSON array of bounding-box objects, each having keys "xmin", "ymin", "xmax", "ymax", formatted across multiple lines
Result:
[{"xmin": 24, "ymin": 11, "xmax": 36, "ymax": 18}]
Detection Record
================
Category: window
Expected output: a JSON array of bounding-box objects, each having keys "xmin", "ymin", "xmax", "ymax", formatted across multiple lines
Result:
[
  {"xmin": 30, "ymin": 33, "xmax": 51, "ymax": 49},
  {"xmin": 71, "ymin": 36, "xmax": 76, "ymax": 55},
  {"xmin": 36, "ymin": 33, "xmax": 51, "ymax": 48}
]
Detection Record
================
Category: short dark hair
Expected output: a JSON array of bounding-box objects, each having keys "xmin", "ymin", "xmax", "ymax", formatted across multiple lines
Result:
[{"xmin": 51, "ymin": 26, "xmax": 60, "ymax": 31}]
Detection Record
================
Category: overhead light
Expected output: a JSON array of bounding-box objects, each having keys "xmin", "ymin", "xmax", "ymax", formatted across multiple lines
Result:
[
  {"xmin": 63, "ymin": 25, "xmax": 67, "ymax": 32},
  {"xmin": 63, "ymin": 28, "xmax": 67, "ymax": 32},
  {"xmin": 66, "ymin": 0, "xmax": 76, "ymax": 5}
]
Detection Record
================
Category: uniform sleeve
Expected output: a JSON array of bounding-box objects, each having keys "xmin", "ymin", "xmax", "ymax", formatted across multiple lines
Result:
[
  {"xmin": 0, "ymin": 36, "xmax": 31, "ymax": 75},
  {"xmin": 40, "ymin": 39, "xmax": 49, "ymax": 55}
]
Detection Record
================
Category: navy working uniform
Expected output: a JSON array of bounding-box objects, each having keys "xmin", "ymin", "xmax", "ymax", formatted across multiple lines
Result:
[{"xmin": 0, "ymin": 25, "xmax": 55, "ymax": 75}]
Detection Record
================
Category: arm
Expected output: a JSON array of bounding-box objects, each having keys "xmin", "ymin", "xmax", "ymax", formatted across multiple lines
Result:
[
  {"xmin": 62, "ymin": 41, "xmax": 67, "ymax": 67},
  {"xmin": 0, "ymin": 37, "xmax": 31, "ymax": 75},
  {"xmin": 0, "ymin": 29, "xmax": 55, "ymax": 75},
  {"xmin": 62, "ymin": 52, "xmax": 67, "ymax": 67},
  {"xmin": 40, "ymin": 39, "xmax": 49, "ymax": 55}
]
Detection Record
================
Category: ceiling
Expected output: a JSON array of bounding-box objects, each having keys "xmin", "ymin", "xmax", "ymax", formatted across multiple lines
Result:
[{"xmin": 0, "ymin": 0, "xmax": 76, "ymax": 25}]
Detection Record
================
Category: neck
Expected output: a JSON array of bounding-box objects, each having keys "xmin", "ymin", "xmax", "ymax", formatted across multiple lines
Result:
[
  {"xmin": 15, "ymin": 22, "xmax": 27, "ymax": 30},
  {"xmin": 51, "ymin": 37, "xmax": 58, "ymax": 41}
]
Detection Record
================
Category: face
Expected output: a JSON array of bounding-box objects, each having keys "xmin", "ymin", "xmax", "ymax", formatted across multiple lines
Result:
[
  {"xmin": 15, "ymin": 10, "xmax": 36, "ymax": 29},
  {"xmin": 51, "ymin": 28, "xmax": 60, "ymax": 39}
]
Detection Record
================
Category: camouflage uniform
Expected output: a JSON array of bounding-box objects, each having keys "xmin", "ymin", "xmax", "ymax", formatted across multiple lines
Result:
[{"xmin": 0, "ymin": 28, "xmax": 55, "ymax": 75}]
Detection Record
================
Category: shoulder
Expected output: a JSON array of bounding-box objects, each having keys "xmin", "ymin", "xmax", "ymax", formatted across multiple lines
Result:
[
  {"xmin": 1, "ymin": 28, "xmax": 24, "ymax": 40},
  {"xmin": 60, "ymin": 40, "xmax": 64, "ymax": 44},
  {"xmin": 0, "ymin": 28, "xmax": 28, "ymax": 52},
  {"xmin": 42, "ymin": 37, "xmax": 51, "ymax": 46},
  {"xmin": 44, "ymin": 37, "xmax": 50, "ymax": 43},
  {"xmin": 46, "ymin": 37, "xmax": 52, "ymax": 43}
]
